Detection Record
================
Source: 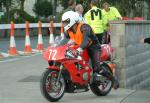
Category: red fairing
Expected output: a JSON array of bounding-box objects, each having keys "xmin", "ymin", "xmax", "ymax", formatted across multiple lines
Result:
[
  {"xmin": 63, "ymin": 61, "xmax": 92, "ymax": 85},
  {"xmin": 43, "ymin": 44, "xmax": 90, "ymax": 62},
  {"xmin": 43, "ymin": 44, "xmax": 68, "ymax": 61},
  {"xmin": 43, "ymin": 43, "xmax": 113, "ymax": 85},
  {"xmin": 69, "ymin": 45, "xmax": 90, "ymax": 62},
  {"xmin": 101, "ymin": 44, "xmax": 113, "ymax": 61},
  {"xmin": 43, "ymin": 44, "xmax": 112, "ymax": 62},
  {"xmin": 47, "ymin": 66, "xmax": 60, "ymax": 70}
]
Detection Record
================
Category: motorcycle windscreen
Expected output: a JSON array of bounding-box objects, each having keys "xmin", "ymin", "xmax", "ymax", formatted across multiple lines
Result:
[{"xmin": 43, "ymin": 45, "xmax": 67, "ymax": 61}]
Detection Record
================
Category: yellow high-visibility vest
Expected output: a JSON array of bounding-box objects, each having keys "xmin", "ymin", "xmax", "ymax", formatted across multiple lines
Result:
[
  {"xmin": 84, "ymin": 6, "xmax": 107, "ymax": 34},
  {"xmin": 103, "ymin": 7, "xmax": 122, "ymax": 21},
  {"xmin": 102, "ymin": 7, "xmax": 122, "ymax": 30}
]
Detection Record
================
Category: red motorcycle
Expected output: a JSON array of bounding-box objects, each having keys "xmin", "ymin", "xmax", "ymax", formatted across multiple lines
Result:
[{"xmin": 40, "ymin": 38, "xmax": 116, "ymax": 102}]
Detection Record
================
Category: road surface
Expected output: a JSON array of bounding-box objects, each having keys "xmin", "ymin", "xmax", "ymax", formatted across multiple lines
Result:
[{"xmin": 0, "ymin": 54, "xmax": 150, "ymax": 103}]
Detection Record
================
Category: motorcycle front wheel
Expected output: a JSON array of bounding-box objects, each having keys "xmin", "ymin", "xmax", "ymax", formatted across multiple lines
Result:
[
  {"xmin": 90, "ymin": 65, "xmax": 113, "ymax": 96},
  {"xmin": 40, "ymin": 69, "xmax": 65, "ymax": 102}
]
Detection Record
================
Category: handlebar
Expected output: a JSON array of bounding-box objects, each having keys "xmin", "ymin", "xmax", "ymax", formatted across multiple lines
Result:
[{"xmin": 65, "ymin": 48, "xmax": 82, "ymax": 60}]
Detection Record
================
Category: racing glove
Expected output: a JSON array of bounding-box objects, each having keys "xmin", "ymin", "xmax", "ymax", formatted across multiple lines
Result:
[
  {"xmin": 71, "ymin": 48, "xmax": 83, "ymax": 56},
  {"xmin": 77, "ymin": 48, "xmax": 83, "ymax": 54}
]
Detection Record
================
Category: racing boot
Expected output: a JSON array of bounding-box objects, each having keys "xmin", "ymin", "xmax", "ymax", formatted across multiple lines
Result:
[
  {"xmin": 112, "ymin": 76, "xmax": 119, "ymax": 89},
  {"xmin": 98, "ymin": 66, "xmax": 119, "ymax": 89}
]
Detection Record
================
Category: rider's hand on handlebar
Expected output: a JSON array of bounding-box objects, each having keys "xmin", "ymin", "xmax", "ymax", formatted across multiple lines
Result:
[
  {"xmin": 77, "ymin": 48, "xmax": 83, "ymax": 54},
  {"xmin": 71, "ymin": 48, "xmax": 83, "ymax": 56},
  {"xmin": 71, "ymin": 49, "xmax": 78, "ymax": 56}
]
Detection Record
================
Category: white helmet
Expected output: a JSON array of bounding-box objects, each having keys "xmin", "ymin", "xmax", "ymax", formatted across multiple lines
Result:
[{"xmin": 62, "ymin": 11, "xmax": 79, "ymax": 32}]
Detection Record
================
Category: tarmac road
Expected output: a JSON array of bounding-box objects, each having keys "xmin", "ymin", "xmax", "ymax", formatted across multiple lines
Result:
[{"xmin": 0, "ymin": 54, "xmax": 150, "ymax": 103}]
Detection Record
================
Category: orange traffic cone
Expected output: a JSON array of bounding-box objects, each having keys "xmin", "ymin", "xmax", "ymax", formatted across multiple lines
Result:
[
  {"xmin": 36, "ymin": 21, "xmax": 44, "ymax": 51},
  {"xmin": 24, "ymin": 21, "xmax": 32, "ymax": 54},
  {"xmin": 61, "ymin": 22, "xmax": 64, "ymax": 39},
  {"xmin": 8, "ymin": 21, "xmax": 18, "ymax": 56},
  {"xmin": 49, "ymin": 21, "xmax": 54, "ymax": 45}
]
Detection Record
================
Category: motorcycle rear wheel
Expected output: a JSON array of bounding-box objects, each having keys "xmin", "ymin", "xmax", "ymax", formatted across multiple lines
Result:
[
  {"xmin": 90, "ymin": 65, "xmax": 113, "ymax": 96},
  {"xmin": 40, "ymin": 69, "xmax": 65, "ymax": 102}
]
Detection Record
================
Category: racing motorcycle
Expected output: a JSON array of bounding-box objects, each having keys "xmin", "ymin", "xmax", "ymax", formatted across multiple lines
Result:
[{"xmin": 40, "ymin": 38, "xmax": 116, "ymax": 102}]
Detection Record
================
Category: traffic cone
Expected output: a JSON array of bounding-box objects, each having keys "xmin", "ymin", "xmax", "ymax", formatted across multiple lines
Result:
[
  {"xmin": 49, "ymin": 21, "xmax": 54, "ymax": 45},
  {"xmin": 61, "ymin": 22, "xmax": 64, "ymax": 39},
  {"xmin": 8, "ymin": 21, "xmax": 18, "ymax": 56},
  {"xmin": 24, "ymin": 21, "xmax": 32, "ymax": 54},
  {"xmin": 36, "ymin": 21, "xmax": 44, "ymax": 51},
  {"xmin": 0, "ymin": 50, "xmax": 3, "ymax": 59}
]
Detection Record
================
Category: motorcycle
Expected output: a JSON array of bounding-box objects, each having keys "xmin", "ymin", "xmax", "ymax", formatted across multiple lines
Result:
[{"xmin": 40, "ymin": 38, "xmax": 116, "ymax": 102}]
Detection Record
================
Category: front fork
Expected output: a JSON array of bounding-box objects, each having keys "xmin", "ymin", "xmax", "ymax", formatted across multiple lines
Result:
[
  {"xmin": 56, "ymin": 64, "xmax": 63, "ymax": 85},
  {"xmin": 47, "ymin": 61, "xmax": 64, "ymax": 85}
]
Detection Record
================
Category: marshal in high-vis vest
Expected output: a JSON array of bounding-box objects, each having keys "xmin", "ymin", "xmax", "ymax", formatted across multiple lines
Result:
[{"xmin": 84, "ymin": 0, "xmax": 107, "ymax": 43}]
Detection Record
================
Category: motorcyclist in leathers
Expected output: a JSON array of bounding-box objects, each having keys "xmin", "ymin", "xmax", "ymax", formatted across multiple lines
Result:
[{"xmin": 61, "ymin": 11, "xmax": 119, "ymax": 89}]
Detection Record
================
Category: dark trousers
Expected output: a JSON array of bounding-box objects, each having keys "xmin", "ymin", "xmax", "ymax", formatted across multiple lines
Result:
[
  {"xmin": 87, "ymin": 44, "xmax": 101, "ymax": 71},
  {"xmin": 102, "ymin": 31, "xmax": 110, "ymax": 44},
  {"xmin": 87, "ymin": 44, "xmax": 115, "ymax": 81},
  {"xmin": 95, "ymin": 33, "xmax": 104, "ymax": 44}
]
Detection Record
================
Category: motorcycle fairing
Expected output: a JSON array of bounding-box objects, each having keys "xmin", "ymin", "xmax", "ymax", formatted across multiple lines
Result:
[{"xmin": 63, "ymin": 60, "xmax": 92, "ymax": 85}]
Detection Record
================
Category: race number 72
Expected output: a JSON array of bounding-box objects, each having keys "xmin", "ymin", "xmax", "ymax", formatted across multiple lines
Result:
[{"xmin": 48, "ymin": 49, "xmax": 57, "ymax": 60}]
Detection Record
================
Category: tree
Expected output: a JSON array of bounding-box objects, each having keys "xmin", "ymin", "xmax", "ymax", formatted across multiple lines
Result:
[
  {"xmin": 60, "ymin": 0, "xmax": 68, "ymax": 9},
  {"xmin": 33, "ymin": 1, "xmax": 53, "ymax": 18},
  {"xmin": 0, "ymin": 0, "xmax": 12, "ymax": 37},
  {"xmin": 20, "ymin": 0, "xmax": 25, "ymax": 11},
  {"xmin": 0, "ymin": 0, "xmax": 12, "ymax": 22}
]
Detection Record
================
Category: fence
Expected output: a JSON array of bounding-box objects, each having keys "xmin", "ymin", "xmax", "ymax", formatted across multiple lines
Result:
[{"xmin": 0, "ymin": 21, "xmax": 64, "ymax": 58}]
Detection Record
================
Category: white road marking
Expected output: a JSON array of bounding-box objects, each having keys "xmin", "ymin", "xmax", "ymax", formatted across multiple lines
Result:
[
  {"xmin": 0, "ymin": 52, "xmax": 42, "ymax": 63},
  {"xmin": 0, "ymin": 52, "xmax": 9, "ymax": 57}
]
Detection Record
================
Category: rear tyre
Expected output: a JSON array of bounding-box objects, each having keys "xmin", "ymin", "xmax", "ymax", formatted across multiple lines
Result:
[
  {"xmin": 90, "ymin": 65, "xmax": 112, "ymax": 96},
  {"xmin": 40, "ymin": 69, "xmax": 65, "ymax": 102}
]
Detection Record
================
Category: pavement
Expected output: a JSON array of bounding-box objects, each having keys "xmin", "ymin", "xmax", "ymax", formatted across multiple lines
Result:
[{"xmin": 0, "ymin": 54, "xmax": 150, "ymax": 103}]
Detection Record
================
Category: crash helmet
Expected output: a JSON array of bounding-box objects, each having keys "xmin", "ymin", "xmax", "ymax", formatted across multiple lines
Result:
[{"xmin": 62, "ymin": 11, "xmax": 79, "ymax": 31}]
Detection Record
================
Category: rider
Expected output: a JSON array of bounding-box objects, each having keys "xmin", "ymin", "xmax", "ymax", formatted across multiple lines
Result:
[{"xmin": 61, "ymin": 11, "xmax": 119, "ymax": 89}]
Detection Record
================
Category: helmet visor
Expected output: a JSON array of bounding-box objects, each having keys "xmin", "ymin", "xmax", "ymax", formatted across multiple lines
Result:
[{"xmin": 62, "ymin": 18, "xmax": 70, "ymax": 28}]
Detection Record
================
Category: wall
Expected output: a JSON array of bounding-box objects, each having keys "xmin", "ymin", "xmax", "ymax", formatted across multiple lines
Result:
[{"xmin": 110, "ymin": 20, "xmax": 150, "ymax": 89}]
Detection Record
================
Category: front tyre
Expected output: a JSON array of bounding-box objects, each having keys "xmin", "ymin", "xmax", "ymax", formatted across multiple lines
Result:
[
  {"xmin": 40, "ymin": 69, "xmax": 65, "ymax": 102},
  {"xmin": 90, "ymin": 65, "xmax": 112, "ymax": 96}
]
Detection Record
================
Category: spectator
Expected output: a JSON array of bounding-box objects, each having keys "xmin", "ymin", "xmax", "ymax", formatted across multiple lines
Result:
[
  {"xmin": 63, "ymin": 0, "xmax": 76, "ymax": 13},
  {"xmin": 50, "ymin": 15, "xmax": 55, "ymax": 22},
  {"xmin": 14, "ymin": 11, "xmax": 19, "ymax": 20},
  {"xmin": 103, "ymin": 2, "xmax": 122, "ymax": 20},
  {"xmin": 102, "ymin": 2, "xmax": 122, "ymax": 29},
  {"xmin": 84, "ymin": 0, "xmax": 107, "ymax": 44},
  {"xmin": 75, "ymin": 4, "xmax": 85, "ymax": 22},
  {"xmin": 102, "ymin": 2, "xmax": 122, "ymax": 44},
  {"xmin": 55, "ymin": 0, "xmax": 76, "ymax": 22}
]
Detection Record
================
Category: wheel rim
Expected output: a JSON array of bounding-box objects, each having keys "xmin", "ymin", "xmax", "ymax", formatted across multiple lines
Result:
[
  {"xmin": 98, "ymin": 78, "xmax": 112, "ymax": 92},
  {"xmin": 45, "ymin": 71, "xmax": 65, "ymax": 98}
]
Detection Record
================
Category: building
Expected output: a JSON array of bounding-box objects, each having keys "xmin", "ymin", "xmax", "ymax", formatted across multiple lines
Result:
[{"xmin": 24, "ymin": 0, "xmax": 37, "ymax": 16}]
